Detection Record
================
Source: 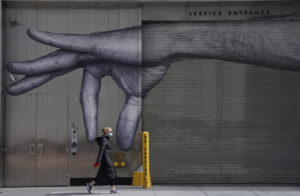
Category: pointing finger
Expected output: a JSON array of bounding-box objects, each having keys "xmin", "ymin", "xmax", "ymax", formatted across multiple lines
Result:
[
  {"xmin": 6, "ymin": 68, "xmax": 74, "ymax": 95},
  {"xmin": 28, "ymin": 28, "xmax": 95, "ymax": 55},
  {"xmin": 7, "ymin": 49, "xmax": 96, "ymax": 75},
  {"xmin": 80, "ymin": 69, "xmax": 101, "ymax": 142},
  {"xmin": 27, "ymin": 27, "xmax": 142, "ymax": 66}
]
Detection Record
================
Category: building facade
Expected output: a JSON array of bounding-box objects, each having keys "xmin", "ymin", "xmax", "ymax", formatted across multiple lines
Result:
[{"xmin": 0, "ymin": 0, "xmax": 300, "ymax": 187}]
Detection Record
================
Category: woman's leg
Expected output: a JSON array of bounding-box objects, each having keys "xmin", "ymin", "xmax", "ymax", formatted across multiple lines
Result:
[
  {"xmin": 90, "ymin": 166, "xmax": 103, "ymax": 186},
  {"xmin": 110, "ymin": 178, "xmax": 116, "ymax": 190}
]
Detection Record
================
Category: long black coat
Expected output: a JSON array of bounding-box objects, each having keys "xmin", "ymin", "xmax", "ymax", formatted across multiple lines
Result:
[{"xmin": 95, "ymin": 135, "xmax": 117, "ymax": 180}]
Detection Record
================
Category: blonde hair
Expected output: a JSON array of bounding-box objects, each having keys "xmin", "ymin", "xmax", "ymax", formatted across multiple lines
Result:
[{"xmin": 102, "ymin": 127, "xmax": 112, "ymax": 135}]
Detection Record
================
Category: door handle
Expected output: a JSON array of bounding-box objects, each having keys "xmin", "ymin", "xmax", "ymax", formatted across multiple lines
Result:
[
  {"xmin": 29, "ymin": 144, "xmax": 35, "ymax": 155},
  {"xmin": 37, "ymin": 144, "xmax": 43, "ymax": 155}
]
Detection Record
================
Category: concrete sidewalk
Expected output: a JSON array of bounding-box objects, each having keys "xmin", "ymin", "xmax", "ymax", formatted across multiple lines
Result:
[{"xmin": 0, "ymin": 185, "xmax": 300, "ymax": 196}]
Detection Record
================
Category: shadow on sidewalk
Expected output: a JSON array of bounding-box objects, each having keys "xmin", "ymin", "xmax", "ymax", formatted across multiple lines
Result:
[{"xmin": 47, "ymin": 191, "xmax": 112, "ymax": 195}]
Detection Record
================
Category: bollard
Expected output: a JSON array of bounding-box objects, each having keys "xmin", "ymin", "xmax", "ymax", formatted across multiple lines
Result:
[
  {"xmin": 142, "ymin": 131, "xmax": 152, "ymax": 188},
  {"xmin": 132, "ymin": 131, "xmax": 152, "ymax": 187}
]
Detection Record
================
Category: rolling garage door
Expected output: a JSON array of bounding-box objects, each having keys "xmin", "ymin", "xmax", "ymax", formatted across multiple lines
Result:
[{"xmin": 142, "ymin": 3, "xmax": 300, "ymax": 183}]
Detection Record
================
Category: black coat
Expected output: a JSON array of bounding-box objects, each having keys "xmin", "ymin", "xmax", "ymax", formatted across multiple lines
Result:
[{"xmin": 95, "ymin": 135, "xmax": 117, "ymax": 180}]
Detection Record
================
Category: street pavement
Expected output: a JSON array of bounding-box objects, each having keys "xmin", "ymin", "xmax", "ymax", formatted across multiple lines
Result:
[{"xmin": 0, "ymin": 184, "xmax": 300, "ymax": 196}]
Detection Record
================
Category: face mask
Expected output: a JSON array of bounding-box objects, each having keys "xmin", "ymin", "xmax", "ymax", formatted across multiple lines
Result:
[{"xmin": 108, "ymin": 132, "xmax": 113, "ymax": 137}]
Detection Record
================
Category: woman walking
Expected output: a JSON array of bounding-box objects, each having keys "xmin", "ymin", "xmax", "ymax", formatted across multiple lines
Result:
[{"xmin": 87, "ymin": 127, "xmax": 119, "ymax": 194}]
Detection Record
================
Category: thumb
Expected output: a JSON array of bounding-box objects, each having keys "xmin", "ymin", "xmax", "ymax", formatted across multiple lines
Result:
[{"xmin": 116, "ymin": 95, "xmax": 142, "ymax": 151}]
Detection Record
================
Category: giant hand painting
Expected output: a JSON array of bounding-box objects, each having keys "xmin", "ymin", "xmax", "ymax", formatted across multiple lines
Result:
[{"xmin": 6, "ymin": 14, "xmax": 300, "ymax": 151}]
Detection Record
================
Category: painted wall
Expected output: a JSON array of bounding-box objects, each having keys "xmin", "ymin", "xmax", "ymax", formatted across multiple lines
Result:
[
  {"xmin": 1, "ymin": 0, "xmax": 300, "ymax": 186},
  {"xmin": 2, "ymin": 2, "xmax": 142, "ymax": 186}
]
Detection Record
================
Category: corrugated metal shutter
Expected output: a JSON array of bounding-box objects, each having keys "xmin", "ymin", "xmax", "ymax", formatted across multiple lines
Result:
[{"xmin": 142, "ymin": 27, "xmax": 300, "ymax": 183}]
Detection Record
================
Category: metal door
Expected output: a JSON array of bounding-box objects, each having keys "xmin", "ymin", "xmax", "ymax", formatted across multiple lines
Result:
[
  {"xmin": 35, "ymin": 94, "xmax": 69, "ymax": 186},
  {"xmin": 5, "ymin": 94, "xmax": 37, "ymax": 186},
  {"xmin": 4, "ymin": 93, "xmax": 69, "ymax": 187}
]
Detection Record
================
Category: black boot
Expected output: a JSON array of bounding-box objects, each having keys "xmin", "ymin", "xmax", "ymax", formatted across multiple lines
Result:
[{"xmin": 86, "ymin": 182, "xmax": 93, "ymax": 194}]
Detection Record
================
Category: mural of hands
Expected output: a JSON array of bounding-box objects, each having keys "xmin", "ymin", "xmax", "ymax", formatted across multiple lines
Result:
[
  {"xmin": 5, "ymin": 26, "xmax": 170, "ymax": 151},
  {"xmin": 6, "ymin": 14, "xmax": 300, "ymax": 151}
]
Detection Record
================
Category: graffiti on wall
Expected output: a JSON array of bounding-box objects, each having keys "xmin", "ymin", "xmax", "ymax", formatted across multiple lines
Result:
[{"xmin": 6, "ymin": 13, "xmax": 300, "ymax": 151}]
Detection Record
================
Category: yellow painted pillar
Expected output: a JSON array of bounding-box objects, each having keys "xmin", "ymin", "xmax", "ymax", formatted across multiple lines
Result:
[
  {"xmin": 143, "ymin": 131, "xmax": 152, "ymax": 188},
  {"xmin": 132, "ymin": 131, "xmax": 152, "ymax": 187}
]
